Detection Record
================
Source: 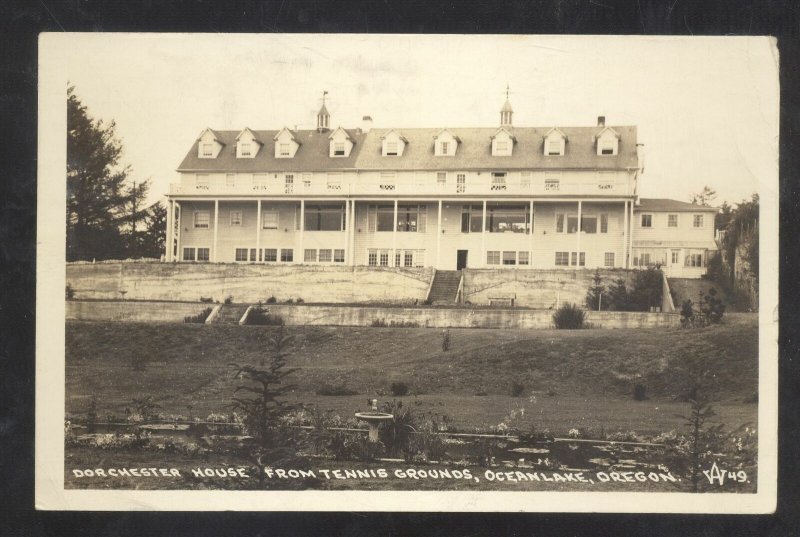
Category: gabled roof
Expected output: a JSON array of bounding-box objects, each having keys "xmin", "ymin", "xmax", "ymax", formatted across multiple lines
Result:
[
  {"xmin": 594, "ymin": 126, "xmax": 621, "ymax": 140},
  {"xmin": 491, "ymin": 127, "xmax": 516, "ymax": 142},
  {"xmin": 235, "ymin": 127, "xmax": 263, "ymax": 145},
  {"xmin": 379, "ymin": 129, "xmax": 408, "ymax": 143},
  {"xmin": 328, "ymin": 126, "xmax": 355, "ymax": 140},
  {"xmin": 273, "ymin": 127, "xmax": 299, "ymax": 142},
  {"xmin": 197, "ymin": 127, "xmax": 224, "ymax": 143},
  {"xmin": 543, "ymin": 127, "xmax": 568, "ymax": 140},
  {"xmin": 636, "ymin": 198, "xmax": 719, "ymax": 213},
  {"xmin": 433, "ymin": 128, "xmax": 461, "ymax": 143}
]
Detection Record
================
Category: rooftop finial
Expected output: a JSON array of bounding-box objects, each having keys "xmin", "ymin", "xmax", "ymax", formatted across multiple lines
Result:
[
  {"xmin": 500, "ymin": 85, "xmax": 513, "ymax": 127},
  {"xmin": 317, "ymin": 91, "xmax": 330, "ymax": 132},
  {"xmin": 505, "ymin": 84, "xmax": 510, "ymax": 100}
]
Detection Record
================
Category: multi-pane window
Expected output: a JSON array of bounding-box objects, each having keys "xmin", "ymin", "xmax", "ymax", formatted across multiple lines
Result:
[
  {"xmin": 253, "ymin": 173, "xmax": 268, "ymax": 190},
  {"xmin": 249, "ymin": 249, "xmax": 257, "ymax": 262},
  {"xmin": 461, "ymin": 205, "xmax": 484, "ymax": 233},
  {"xmin": 376, "ymin": 205, "xmax": 395, "ymax": 231},
  {"xmin": 441, "ymin": 141, "xmax": 449, "ymax": 154},
  {"xmin": 235, "ymin": 248, "xmax": 249, "ymax": 262},
  {"xmin": 555, "ymin": 252, "xmax": 569, "ymax": 266},
  {"xmin": 581, "ymin": 216, "xmax": 597, "ymax": 234},
  {"xmin": 280, "ymin": 249, "xmax": 293, "ymax": 262},
  {"xmin": 487, "ymin": 205, "xmax": 529, "ymax": 233},
  {"xmin": 437, "ymin": 172, "xmax": 447, "ymax": 187},
  {"xmin": 491, "ymin": 172, "xmax": 507, "ymax": 191},
  {"xmin": 395, "ymin": 252, "xmax": 401, "ymax": 267},
  {"xmin": 379, "ymin": 172, "xmax": 395, "ymax": 190},
  {"xmin": 570, "ymin": 252, "xmax": 586, "ymax": 267},
  {"xmin": 319, "ymin": 249, "xmax": 332, "ymax": 263},
  {"xmin": 639, "ymin": 253, "xmax": 652, "ymax": 266},
  {"xmin": 641, "ymin": 214, "xmax": 652, "ymax": 228},
  {"xmin": 600, "ymin": 214, "xmax": 609, "ymax": 233},
  {"xmin": 685, "ymin": 251, "xmax": 704, "ymax": 267},
  {"xmin": 546, "ymin": 140, "xmax": 562, "ymax": 156},
  {"xmin": 284, "ymin": 174, "xmax": 294, "ymax": 194},
  {"xmin": 240, "ymin": 143, "xmax": 252, "ymax": 157},
  {"xmin": 556, "ymin": 214, "xmax": 564, "ymax": 233},
  {"xmin": 567, "ymin": 216, "xmax": 579, "ymax": 234},
  {"xmin": 668, "ymin": 214, "xmax": 678, "ymax": 227},
  {"xmin": 518, "ymin": 251, "xmax": 530, "ymax": 265},
  {"xmin": 379, "ymin": 250, "xmax": 389, "ymax": 266},
  {"xmin": 386, "ymin": 141, "xmax": 398, "ymax": 156},
  {"xmin": 280, "ymin": 143, "xmax": 290, "ymax": 157},
  {"xmin": 262, "ymin": 211, "xmax": 279, "ymax": 229},
  {"xmin": 183, "ymin": 248, "xmax": 195, "ymax": 261},
  {"xmin": 502, "ymin": 251, "xmax": 516, "ymax": 265},
  {"xmin": 305, "ymin": 204, "xmax": 345, "ymax": 231},
  {"xmin": 486, "ymin": 251, "xmax": 501, "ymax": 265},
  {"xmin": 544, "ymin": 179, "xmax": 560, "ymax": 191},
  {"xmin": 693, "ymin": 214, "xmax": 704, "ymax": 228},
  {"xmin": 396, "ymin": 205, "xmax": 424, "ymax": 232},
  {"xmin": 263, "ymin": 248, "xmax": 277, "ymax": 262},
  {"xmin": 671, "ymin": 250, "xmax": 680, "ymax": 264},
  {"xmin": 230, "ymin": 211, "xmax": 242, "ymax": 226},
  {"xmin": 456, "ymin": 173, "xmax": 466, "ymax": 193},
  {"xmin": 495, "ymin": 140, "xmax": 508, "ymax": 154},
  {"xmin": 600, "ymin": 139, "xmax": 615, "ymax": 155},
  {"xmin": 195, "ymin": 248, "xmax": 209, "ymax": 262},
  {"xmin": 304, "ymin": 249, "xmax": 317, "ymax": 262},
  {"xmin": 194, "ymin": 210, "xmax": 210, "ymax": 228},
  {"xmin": 196, "ymin": 174, "xmax": 209, "ymax": 189},
  {"xmin": 368, "ymin": 250, "xmax": 378, "ymax": 266},
  {"xmin": 604, "ymin": 252, "xmax": 615, "ymax": 267},
  {"xmin": 202, "ymin": 143, "xmax": 213, "ymax": 157},
  {"xmin": 334, "ymin": 142, "xmax": 345, "ymax": 156},
  {"xmin": 327, "ymin": 172, "xmax": 342, "ymax": 191},
  {"xmin": 404, "ymin": 251, "xmax": 413, "ymax": 267},
  {"xmin": 334, "ymin": 249, "xmax": 345, "ymax": 263},
  {"xmin": 226, "ymin": 173, "xmax": 236, "ymax": 188}
]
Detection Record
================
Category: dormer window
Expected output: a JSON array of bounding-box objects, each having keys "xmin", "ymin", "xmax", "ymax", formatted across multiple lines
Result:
[
  {"xmin": 434, "ymin": 129, "xmax": 459, "ymax": 156},
  {"xmin": 235, "ymin": 127, "xmax": 261, "ymax": 159},
  {"xmin": 543, "ymin": 128, "xmax": 567, "ymax": 156},
  {"xmin": 595, "ymin": 127, "xmax": 621, "ymax": 156},
  {"xmin": 600, "ymin": 140, "xmax": 614, "ymax": 155},
  {"xmin": 381, "ymin": 130, "xmax": 408, "ymax": 157},
  {"xmin": 202, "ymin": 143, "xmax": 213, "ymax": 157},
  {"xmin": 328, "ymin": 127, "xmax": 354, "ymax": 158},
  {"xmin": 441, "ymin": 141, "xmax": 449, "ymax": 154},
  {"xmin": 274, "ymin": 127, "xmax": 300, "ymax": 159},
  {"xmin": 280, "ymin": 143, "xmax": 290, "ymax": 157},
  {"xmin": 546, "ymin": 140, "xmax": 562, "ymax": 156},
  {"xmin": 386, "ymin": 141, "xmax": 398, "ymax": 156},
  {"xmin": 334, "ymin": 142, "xmax": 345, "ymax": 156},
  {"xmin": 496, "ymin": 141, "xmax": 508, "ymax": 153},
  {"xmin": 240, "ymin": 143, "xmax": 251, "ymax": 157},
  {"xmin": 197, "ymin": 128, "xmax": 223, "ymax": 159}
]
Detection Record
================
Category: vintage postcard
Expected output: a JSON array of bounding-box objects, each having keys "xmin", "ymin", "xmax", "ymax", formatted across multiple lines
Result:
[{"xmin": 36, "ymin": 33, "xmax": 778, "ymax": 512}]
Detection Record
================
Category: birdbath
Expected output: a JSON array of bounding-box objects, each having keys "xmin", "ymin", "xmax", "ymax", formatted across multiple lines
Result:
[{"xmin": 354, "ymin": 399, "xmax": 394, "ymax": 442}]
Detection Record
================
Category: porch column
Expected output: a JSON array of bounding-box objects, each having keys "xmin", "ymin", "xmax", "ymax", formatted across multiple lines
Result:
[
  {"xmin": 174, "ymin": 202, "xmax": 181, "ymax": 261},
  {"xmin": 343, "ymin": 199, "xmax": 350, "ymax": 265},
  {"xmin": 213, "ymin": 199, "xmax": 219, "ymax": 262},
  {"xmin": 629, "ymin": 200, "xmax": 635, "ymax": 268},
  {"xmin": 481, "ymin": 200, "xmax": 487, "ymax": 267},
  {"xmin": 299, "ymin": 200, "xmax": 305, "ymax": 265},
  {"xmin": 576, "ymin": 200, "xmax": 582, "ymax": 269},
  {"xmin": 528, "ymin": 200, "xmax": 534, "ymax": 268},
  {"xmin": 436, "ymin": 200, "xmax": 443, "ymax": 269},
  {"xmin": 392, "ymin": 199, "xmax": 398, "ymax": 267},
  {"xmin": 256, "ymin": 199, "xmax": 262, "ymax": 261},
  {"xmin": 622, "ymin": 200, "xmax": 629, "ymax": 268},
  {"xmin": 165, "ymin": 199, "xmax": 173, "ymax": 261},
  {"xmin": 350, "ymin": 200, "xmax": 357, "ymax": 266}
]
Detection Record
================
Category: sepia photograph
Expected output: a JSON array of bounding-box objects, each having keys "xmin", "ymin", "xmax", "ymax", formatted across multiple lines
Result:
[{"xmin": 36, "ymin": 33, "xmax": 778, "ymax": 512}]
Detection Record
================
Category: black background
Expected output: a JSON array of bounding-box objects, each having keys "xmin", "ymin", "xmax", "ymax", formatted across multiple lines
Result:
[{"xmin": 1, "ymin": 0, "xmax": 798, "ymax": 535}]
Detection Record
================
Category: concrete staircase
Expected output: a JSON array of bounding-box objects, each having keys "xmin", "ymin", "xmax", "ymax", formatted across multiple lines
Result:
[
  {"xmin": 213, "ymin": 304, "xmax": 250, "ymax": 324},
  {"xmin": 427, "ymin": 270, "xmax": 462, "ymax": 303}
]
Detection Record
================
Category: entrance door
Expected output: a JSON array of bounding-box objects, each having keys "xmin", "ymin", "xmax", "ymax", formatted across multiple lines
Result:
[{"xmin": 456, "ymin": 250, "xmax": 468, "ymax": 270}]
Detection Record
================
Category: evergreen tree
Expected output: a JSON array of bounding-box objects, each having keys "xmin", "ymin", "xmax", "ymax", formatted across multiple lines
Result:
[
  {"xmin": 67, "ymin": 86, "xmax": 148, "ymax": 260},
  {"xmin": 690, "ymin": 185, "xmax": 717, "ymax": 206},
  {"xmin": 585, "ymin": 268, "xmax": 606, "ymax": 310},
  {"xmin": 139, "ymin": 201, "xmax": 167, "ymax": 259}
]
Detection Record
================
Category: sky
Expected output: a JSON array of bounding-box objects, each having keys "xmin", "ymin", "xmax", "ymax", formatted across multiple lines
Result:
[{"xmin": 57, "ymin": 34, "xmax": 779, "ymax": 207}]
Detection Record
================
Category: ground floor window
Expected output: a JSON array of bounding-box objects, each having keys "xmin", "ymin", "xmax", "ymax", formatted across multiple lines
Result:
[
  {"xmin": 487, "ymin": 251, "xmax": 501, "ymax": 265},
  {"xmin": 304, "ymin": 249, "xmax": 317, "ymax": 262},
  {"xmin": 318, "ymin": 249, "xmax": 332, "ymax": 262},
  {"xmin": 604, "ymin": 252, "xmax": 615, "ymax": 267},
  {"xmin": 304, "ymin": 204, "xmax": 345, "ymax": 231},
  {"xmin": 280, "ymin": 249, "xmax": 293, "ymax": 262},
  {"xmin": 183, "ymin": 248, "xmax": 195, "ymax": 261},
  {"xmin": 671, "ymin": 250, "xmax": 680, "ymax": 264},
  {"xmin": 263, "ymin": 248, "xmax": 277, "ymax": 262},
  {"xmin": 235, "ymin": 248, "xmax": 248, "ymax": 262},
  {"xmin": 379, "ymin": 250, "xmax": 389, "ymax": 266},
  {"xmin": 555, "ymin": 251, "xmax": 569, "ymax": 266},
  {"xmin": 368, "ymin": 249, "xmax": 378, "ymax": 266},
  {"xmin": 685, "ymin": 250, "xmax": 705, "ymax": 267},
  {"xmin": 334, "ymin": 249, "xmax": 345, "ymax": 263},
  {"xmin": 518, "ymin": 251, "xmax": 529, "ymax": 265},
  {"xmin": 502, "ymin": 251, "xmax": 516, "ymax": 265},
  {"xmin": 570, "ymin": 252, "xmax": 586, "ymax": 267},
  {"xmin": 404, "ymin": 251, "xmax": 413, "ymax": 267}
]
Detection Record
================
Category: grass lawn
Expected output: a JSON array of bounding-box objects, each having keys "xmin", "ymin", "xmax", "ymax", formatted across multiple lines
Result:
[{"xmin": 65, "ymin": 314, "xmax": 758, "ymax": 436}]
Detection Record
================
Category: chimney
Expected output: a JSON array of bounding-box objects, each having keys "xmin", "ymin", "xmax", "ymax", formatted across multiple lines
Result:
[
  {"xmin": 597, "ymin": 115, "xmax": 606, "ymax": 127},
  {"xmin": 362, "ymin": 115, "xmax": 373, "ymax": 133}
]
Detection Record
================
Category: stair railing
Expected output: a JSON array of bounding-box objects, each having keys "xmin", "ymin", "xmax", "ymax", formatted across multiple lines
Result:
[
  {"xmin": 456, "ymin": 270, "xmax": 465, "ymax": 304},
  {"xmin": 425, "ymin": 269, "xmax": 437, "ymax": 303}
]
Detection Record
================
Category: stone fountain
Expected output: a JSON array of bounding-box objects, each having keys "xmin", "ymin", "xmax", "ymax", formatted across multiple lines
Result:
[{"xmin": 354, "ymin": 399, "xmax": 394, "ymax": 442}]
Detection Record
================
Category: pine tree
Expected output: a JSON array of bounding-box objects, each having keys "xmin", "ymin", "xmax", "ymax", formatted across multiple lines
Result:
[
  {"xmin": 139, "ymin": 201, "xmax": 167, "ymax": 258},
  {"xmin": 67, "ymin": 86, "xmax": 148, "ymax": 260}
]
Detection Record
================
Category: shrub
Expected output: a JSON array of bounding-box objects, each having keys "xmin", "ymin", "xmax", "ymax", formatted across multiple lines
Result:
[
  {"xmin": 184, "ymin": 307, "xmax": 213, "ymax": 324},
  {"xmin": 607, "ymin": 278, "xmax": 630, "ymax": 311},
  {"xmin": 552, "ymin": 303, "xmax": 585, "ymax": 329},
  {"xmin": 371, "ymin": 318, "xmax": 388, "ymax": 327},
  {"xmin": 315, "ymin": 383, "xmax": 358, "ymax": 396},
  {"xmin": 441, "ymin": 329, "xmax": 451, "ymax": 352},
  {"xmin": 680, "ymin": 299, "xmax": 695, "ymax": 326},
  {"xmin": 266, "ymin": 296, "xmax": 277, "ymax": 304},
  {"xmin": 633, "ymin": 383, "xmax": 648, "ymax": 401},
  {"xmin": 699, "ymin": 288, "xmax": 725, "ymax": 323},
  {"xmin": 389, "ymin": 320, "xmax": 419, "ymax": 328},
  {"xmin": 629, "ymin": 267, "xmax": 664, "ymax": 311},
  {"xmin": 296, "ymin": 298, "xmax": 304, "ymax": 304},
  {"xmin": 284, "ymin": 298, "xmax": 294, "ymax": 304},
  {"xmin": 224, "ymin": 295, "xmax": 233, "ymax": 305},
  {"xmin": 200, "ymin": 296, "xmax": 214, "ymax": 303},
  {"xmin": 65, "ymin": 284, "xmax": 75, "ymax": 300},
  {"xmin": 510, "ymin": 381, "xmax": 526, "ymax": 397},
  {"xmin": 585, "ymin": 269, "xmax": 606, "ymax": 311},
  {"xmin": 379, "ymin": 400, "xmax": 418, "ymax": 457},
  {"xmin": 246, "ymin": 307, "xmax": 285, "ymax": 326},
  {"xmin": 390, "ymin": 382, "xmax": 410, "ymax": 396}
]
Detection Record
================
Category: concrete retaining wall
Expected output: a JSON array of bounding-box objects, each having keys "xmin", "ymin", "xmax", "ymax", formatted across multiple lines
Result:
[
  {"xmin": 462, "ymin": 268, "xmax": 636, "ymax": 309},
  {"xmin": 66, "ymin": 300, "xmax": 212, "ymax": 323},
  {"xmin": 66, "ymin": 263, "xmax": 433, "ymax": 304},
  {"xmin": 258, "ymin": 305, "xmax": 680, "ymax": 329}
]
